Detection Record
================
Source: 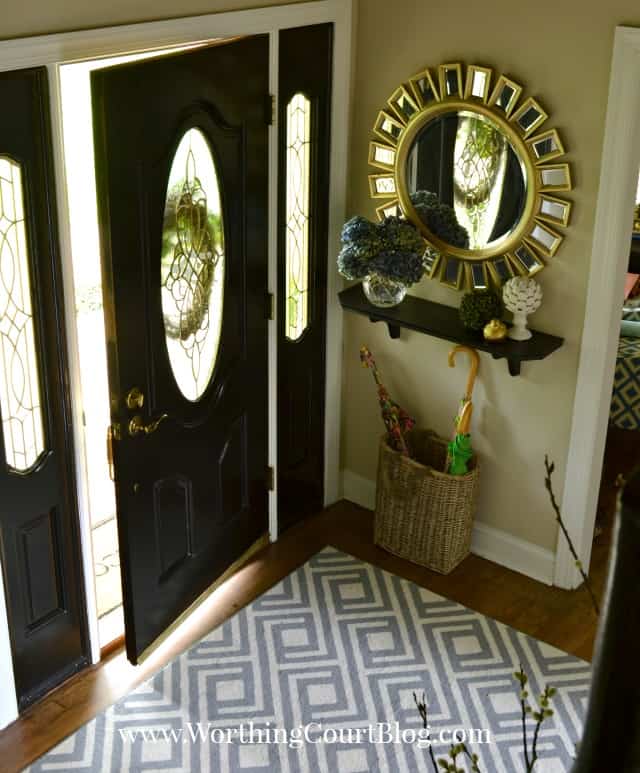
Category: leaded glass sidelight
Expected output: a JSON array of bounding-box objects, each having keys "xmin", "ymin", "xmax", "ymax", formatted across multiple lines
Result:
[
  {"xmin": 161, "ymin": 128, "xmax": 225, "ymax": 402},
  {"xmin": 285, "ymin": 93, "xmax": 312, "ymax": 341},
  {"xmin": 0, "ymin": 157, "xmax": 46, "ymax": 472}
]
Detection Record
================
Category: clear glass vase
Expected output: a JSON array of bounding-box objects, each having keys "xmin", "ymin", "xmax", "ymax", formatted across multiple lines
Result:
[{"xmin": 362, "ymin": 273, "xmax": 407, "ymax": 308}]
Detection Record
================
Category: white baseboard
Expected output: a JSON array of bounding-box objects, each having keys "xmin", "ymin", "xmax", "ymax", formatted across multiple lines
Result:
[
  {"xmin": 342, "ymin": 469, "xmax": 555, "ymax": 586},
  {"xmin": 470, "ymin": 521, "xmax": 554, "ymax": 586},
  {"xmin": 343, "ymin": 469, "xmax": 377, "ymax": 510}
]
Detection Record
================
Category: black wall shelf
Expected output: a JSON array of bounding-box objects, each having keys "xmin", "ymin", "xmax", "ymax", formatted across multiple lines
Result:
[{"xmin": 338, "ymin": 284, "xmax": 563, "ymax": 376}]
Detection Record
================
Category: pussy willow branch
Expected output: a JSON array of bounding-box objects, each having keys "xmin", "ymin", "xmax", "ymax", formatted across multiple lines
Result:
[
  {"xmin": 413, "ymin": 692, "xmax": 439, "ymax": 773},
  {"xmin": 530, "ymin": 713, "xmax": 543, "ymax": 771},
  {"xmin": 520, "ymin": 686, "xmax": 531, "ymax": 770},
  {"xmin": 460, "ymin": 746, "xmax": 482, "ymax": 772},
  {"xmin": 514, "ymin": 667, "xmax": 556, "ymax": 773},
  {"xmin": 544, "ymin": 455, "xmax": 600, "ymax": 616},
  {"xmin": 414, "ymin": 692, "xmax": 484, "ymax": 772}
]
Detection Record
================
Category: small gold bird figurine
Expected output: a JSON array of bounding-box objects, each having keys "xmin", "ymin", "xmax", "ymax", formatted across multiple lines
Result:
[{"xmin": 483, "ymin": 318, "xmax": 507, "ymax": 342}]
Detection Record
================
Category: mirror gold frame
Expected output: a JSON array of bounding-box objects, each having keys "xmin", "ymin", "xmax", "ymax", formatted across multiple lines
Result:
[{"xmin": 368, "ymin": 62, "xmax": 573, "ymax": 291}]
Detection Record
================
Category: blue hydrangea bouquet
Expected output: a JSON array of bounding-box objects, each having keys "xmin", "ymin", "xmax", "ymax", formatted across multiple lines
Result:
[
  {"xmin": 337, "ymin": 215, "xmax": 426, "ymax": 284},
  {"xmin": 337, "ymin": 215, "xmax": 427, "ymax": 307}
]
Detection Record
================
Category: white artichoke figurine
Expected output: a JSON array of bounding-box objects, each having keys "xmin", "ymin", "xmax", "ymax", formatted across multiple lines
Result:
[{"xmin": 502, "ymin": 277, "xmax": 542, "ymax": 341}]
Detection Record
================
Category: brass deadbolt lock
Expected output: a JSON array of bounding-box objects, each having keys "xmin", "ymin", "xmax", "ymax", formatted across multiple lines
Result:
[{"xmin": 126, "ymin": 387, "xmax": 145, "ymax": 411}]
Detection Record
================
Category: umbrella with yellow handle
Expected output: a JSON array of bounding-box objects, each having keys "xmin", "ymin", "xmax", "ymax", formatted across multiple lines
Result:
[
  {"xmin": 447, "ymin": 345, "xmax": 479, "ymax": 475},
  {"xmin": 448, "ymin": 344, "xmax": 479, "ymax": 403}
]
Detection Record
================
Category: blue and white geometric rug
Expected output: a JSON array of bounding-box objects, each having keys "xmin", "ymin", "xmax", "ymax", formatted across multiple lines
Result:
[{"xmin": 26, "ymin": 547, "xmax": 590, "ymax": 772}]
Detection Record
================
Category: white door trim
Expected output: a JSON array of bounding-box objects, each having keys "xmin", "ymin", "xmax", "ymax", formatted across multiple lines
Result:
[
  {"xmin": 0, "ymin": 2, "xmax": 349, "ymax": 72},
  {"xmin": 0, "ymin": 0, "xmax": 353, "ymax": 727},
  {"xmin": 46, "ymin": 66, "xmax": 102, "ymax": 666},
  {"xmin": 0, "ymin": 566, "xmax": 18, "ymax": 728},
  {"xmin": 554, "ymin": 25, "xmax": 640, "ymax": 588},
  {"xmin": 267, "ymin": 33, "xmax": 281, "ymax": 541}
]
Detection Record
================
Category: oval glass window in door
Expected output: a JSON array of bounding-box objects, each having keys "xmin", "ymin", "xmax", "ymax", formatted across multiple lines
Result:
[{"xmin": 161, "ymin": 128, "xmax": 224, "ymax": 402}]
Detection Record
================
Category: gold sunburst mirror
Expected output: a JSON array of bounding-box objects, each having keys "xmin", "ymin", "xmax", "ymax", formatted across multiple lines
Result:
[{"xmin": 368, "ymin": 62, "xmax": 573, "ymax": 291}]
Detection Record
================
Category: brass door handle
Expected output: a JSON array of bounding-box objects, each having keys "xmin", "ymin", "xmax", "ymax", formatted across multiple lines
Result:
[
  {"xmin": 106, "ymin": 423, "xmax": 120, "ymax": 480},
  {"xmin": 128, "ymin": 413, "xmax": 169, "ymax": 437}
]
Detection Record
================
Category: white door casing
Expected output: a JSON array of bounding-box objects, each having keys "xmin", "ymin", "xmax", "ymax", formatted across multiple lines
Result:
[{"xmin": 554, "ymin": 26, "xmax": 640, "ymax": 588}]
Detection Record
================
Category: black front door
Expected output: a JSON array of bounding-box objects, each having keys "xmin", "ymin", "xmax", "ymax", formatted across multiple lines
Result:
[
  {"xmin": 0, "ymin": 67, "xmax": 88, "ymax": 708},
  {"xmin": 92, "ymin": 37, "xmax": 270, "ymax": 663}
]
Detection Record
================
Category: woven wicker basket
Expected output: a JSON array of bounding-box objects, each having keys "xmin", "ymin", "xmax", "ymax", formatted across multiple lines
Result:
[{"xmin": 374, "ymin": 429, "xmax": 480, "ymax": 574}]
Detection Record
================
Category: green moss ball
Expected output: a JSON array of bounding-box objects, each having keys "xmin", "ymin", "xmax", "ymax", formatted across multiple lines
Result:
[{"xmin": 459, "ymin": 289, "xmax": 503, "ymax": 331}]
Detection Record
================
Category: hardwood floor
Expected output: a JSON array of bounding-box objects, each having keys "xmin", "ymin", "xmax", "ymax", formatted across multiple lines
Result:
[{"xmin": 1, "ymin": 500, "xmax": 607, "ymax": 772}]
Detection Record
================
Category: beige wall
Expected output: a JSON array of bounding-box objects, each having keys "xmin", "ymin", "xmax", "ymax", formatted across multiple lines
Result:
[
  {"xmin": 2, "ymin": 0, "xmax": 639, "ymax": 552},
  {"xmin": 343, "ymin": 1, "xmax": 640, "ymax": 551},
  {"xmin": 0, "ymin": 0, "xmax": 310, "ymax": 39}
]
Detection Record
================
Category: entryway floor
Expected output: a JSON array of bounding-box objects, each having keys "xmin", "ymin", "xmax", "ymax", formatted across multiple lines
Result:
[{"xmin": 0, "ymin": 500, "xmax": 607, "ymax": 773}]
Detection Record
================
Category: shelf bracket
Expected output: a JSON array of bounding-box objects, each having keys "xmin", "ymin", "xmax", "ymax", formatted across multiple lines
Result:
[
  {"xmin": 387, "ymin": 323, "xmax": 401, "ymax": 339},
  {"xmin": 368, "ymin": 315, "xmax": 400, "ymax": 339},
  {"xmin": 508, "ymin": 359, "xmax": 521, "ymax": 377}
]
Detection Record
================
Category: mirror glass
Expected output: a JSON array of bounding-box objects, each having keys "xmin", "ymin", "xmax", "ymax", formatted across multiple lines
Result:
[
  {"xmin": 539, "ymin": 197, "xmax": 568, "ymax": 224},
  {"xmin": 470, "ymin": 71, "xmax": 487, "ymax": 99},
  {"xmin": 540, "ymin": 166, "xmax": 569, "ymax": 188},
  {"xmin": 496, "ymin": 84, "xmax": 515, "ymax": 111},
  {"xmin": 405, "ymin": 109, "xmax": 528, "ymax": 251}
]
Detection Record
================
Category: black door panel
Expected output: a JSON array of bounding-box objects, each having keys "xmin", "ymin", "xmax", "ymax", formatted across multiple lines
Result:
[
  {"xmin": 0, "ymin": 67, "xmax": 88, "ymax": 708},
  {"xmin": 92, "ymin": 38, "xmax": 270, "ymax": 663}
]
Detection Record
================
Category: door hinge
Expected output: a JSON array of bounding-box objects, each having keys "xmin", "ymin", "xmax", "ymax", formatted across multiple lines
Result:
[
  {"xmin": 265, "ymin": 94, "xmax": 276, "ymax": 125},
  {"xmin": 266, "ymin": 291, "xmax": 275, "ymax": 321},
  {"xmin": 266, "ymin": 466, "xmax": 275, "ymax": 491}
]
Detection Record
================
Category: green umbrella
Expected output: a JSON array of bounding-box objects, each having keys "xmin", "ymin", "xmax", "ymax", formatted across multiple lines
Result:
[
  {"xmin": 447, "ymin": 432, "xmax": 474, "ymax": 475},
  {"xmin": 446, "ymin": 346, "xmax": 479, "ymax": 475}
]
